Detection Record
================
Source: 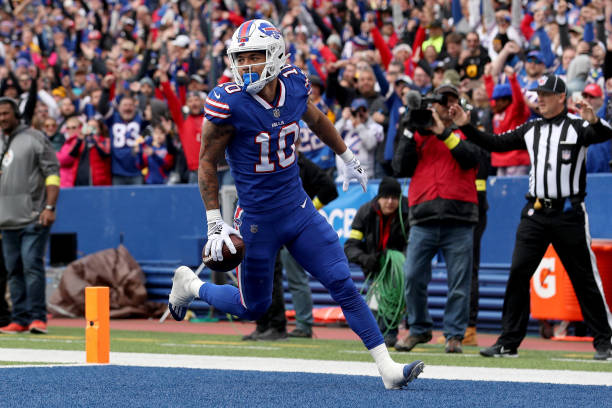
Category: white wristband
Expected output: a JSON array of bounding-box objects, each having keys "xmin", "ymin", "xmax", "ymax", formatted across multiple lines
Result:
[
  {"xmin": 206, "ymin": 209, "xmax": 222, "ymax": 225},
  {"xmin": 340, "ymin": 149, "xmax": 355, "ymax": 163}
]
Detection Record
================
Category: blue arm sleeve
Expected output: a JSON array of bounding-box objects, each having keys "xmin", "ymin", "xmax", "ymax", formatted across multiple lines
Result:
[
  {"xmin": 357, "ymin": 0, "xmax": 367, "ymax": 19},
  {"xmin": 84, "ymin": 103, "xmax": 95, "ymax": 119},
  {"xmin": 372, "ymin": 64, "xmax": 390, "ymax": 96},
  {"xmin": 583, "ymin": 22, "xmax": 594, "ymax": 43},
  {"xmin": 535, "ymin": 28, "xmax": 555, "ymax": 68}
]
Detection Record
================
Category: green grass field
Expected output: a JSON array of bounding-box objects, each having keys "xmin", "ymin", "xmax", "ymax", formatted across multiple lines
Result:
[{"xmin": 1, "ymin": 326, "xmax": 610, "ymax": 372}]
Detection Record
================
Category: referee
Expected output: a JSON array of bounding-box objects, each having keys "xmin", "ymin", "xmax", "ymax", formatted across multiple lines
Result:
[{"xmin": 449, "ymin": 74, "xmax": 612, "ymax": 361}]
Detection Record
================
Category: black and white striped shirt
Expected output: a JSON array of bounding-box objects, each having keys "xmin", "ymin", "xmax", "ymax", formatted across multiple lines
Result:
[{"xmin": 460, "ymin": 110, "xmax": 612, "ymax": 199}]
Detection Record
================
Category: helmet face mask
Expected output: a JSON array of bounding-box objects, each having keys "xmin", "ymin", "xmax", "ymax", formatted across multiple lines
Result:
[{"xmin": 227, "ymin": 19, "xmax": 287, "ymax": 94}]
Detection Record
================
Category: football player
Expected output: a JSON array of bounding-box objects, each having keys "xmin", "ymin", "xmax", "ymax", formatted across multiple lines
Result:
[{"xmin": 168, "ymin": 19, "xmax": 424, "ymax": 389}]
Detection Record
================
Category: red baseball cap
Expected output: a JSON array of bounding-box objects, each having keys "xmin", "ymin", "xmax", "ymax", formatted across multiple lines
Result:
[
  {"xmin": 88, "ymin": 30, "xmax": 102, "ymax": 41},
  {"xmin": 582, "ymin": 83, "xmax": 603, "ymax": 98}
]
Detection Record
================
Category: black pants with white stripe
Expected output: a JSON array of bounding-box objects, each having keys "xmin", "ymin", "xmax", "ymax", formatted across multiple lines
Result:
[{"xmin": 498, "ymin": 201, "xmax": 612, "ymax": 351}]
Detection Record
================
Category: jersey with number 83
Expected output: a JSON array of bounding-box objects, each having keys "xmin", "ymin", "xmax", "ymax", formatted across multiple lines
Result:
[{"xmin": 204, "ymin": 64, "xmax": 312, "ymax": 213}]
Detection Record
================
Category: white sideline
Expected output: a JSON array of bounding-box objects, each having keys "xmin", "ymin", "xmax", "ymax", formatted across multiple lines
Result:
[{"xmin": 0, "ymin": 348, "xmax": 611, "ymax": 386}]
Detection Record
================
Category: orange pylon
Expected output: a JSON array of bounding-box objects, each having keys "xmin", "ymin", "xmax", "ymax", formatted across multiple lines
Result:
[{"xmin": 85, "ymin": 286, "xmax": 110, "ymax": 363}]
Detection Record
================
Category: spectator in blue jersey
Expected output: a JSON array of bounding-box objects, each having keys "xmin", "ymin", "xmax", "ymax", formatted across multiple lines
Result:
[
  {"xmin": 519, "ymin": 51, "xmax": 547, "ymax": 114},
  {"xmin": 373, "ymin": 61, "xmax": 412, "ymax": 175},
  {"xmin": 134, "ymin": 124, "xmax": 174, "ymax": 185},
  {"xmin": 298, "ymin": 75, "xmax": 336, "ymax": 178},
  {"xmin": 298, "ymin": 119, "xmax": 336, "ymax": 180},
  {"xmin": 412, "ymin": 65, "xmax": 433, "ymax": 95},
  {"xmin": 525, "ymin": 15, "xmax": 556, "ymax": 70},
  {"xmin": 98, "ymin": 75, "xmax": 144, "ymax": 185},
  {"xmin": 168, "ymin": 19, "xmax": 423, "ymax": 390}
]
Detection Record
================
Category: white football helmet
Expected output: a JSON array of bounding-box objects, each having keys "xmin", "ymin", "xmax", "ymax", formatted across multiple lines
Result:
[{"xmin": 227, "ymin": 19, "xmax": 287, "ymax": 94}]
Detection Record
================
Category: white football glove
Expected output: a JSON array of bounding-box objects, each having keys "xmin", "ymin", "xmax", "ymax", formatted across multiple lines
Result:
[
  {"xmin": 340, "ymin": 150, "xmax": 368, "ymax": 192},
  {"xmin": 204, "ymin": 210, "xmax": 242, "ymax": 262}
]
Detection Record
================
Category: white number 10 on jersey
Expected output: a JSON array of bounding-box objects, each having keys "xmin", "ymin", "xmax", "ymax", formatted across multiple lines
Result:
[{"xmin": 255, "ymin": 122, "xmax": 299, "ymax": 172}]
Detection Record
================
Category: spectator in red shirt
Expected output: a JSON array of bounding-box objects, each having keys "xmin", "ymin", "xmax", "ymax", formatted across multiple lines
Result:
[
  {"xmin": 57, "ymin": 117, "xmax": 111, "ymax": 187},
  {"xmin": 484, "ymin": 65, "xmax": 531, "ymax": 176},
  {"xmin": 158, "ymin": 62, "xmax": 204, "ymax": 184}
]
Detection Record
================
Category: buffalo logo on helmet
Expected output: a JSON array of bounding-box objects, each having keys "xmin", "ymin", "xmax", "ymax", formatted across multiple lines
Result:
[
  {"xmin": 237, "ymin": 20, "xmax": 254, "ymax": 44},
  {"xmin": 258, "ymin": 21, "xmax": 281, "ymax": 39},
  {"xmin": 237, "ymin": 20, "xmax": 280, "ymax": 45}
]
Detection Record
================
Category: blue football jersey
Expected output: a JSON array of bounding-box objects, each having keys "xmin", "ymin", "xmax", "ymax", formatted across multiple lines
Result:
[
  {"xmin": 204, "ymin": 64, "xmax": 312, "ymax": 213},
  {"xmin": 106, "ymin": 111, "xmax": 144, "ymax": 177}
]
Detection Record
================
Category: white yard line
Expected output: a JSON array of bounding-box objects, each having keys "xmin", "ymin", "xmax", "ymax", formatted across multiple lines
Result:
[{"xmin": 0, "ymin": 348, "xmax": 611, "ymax": 386}]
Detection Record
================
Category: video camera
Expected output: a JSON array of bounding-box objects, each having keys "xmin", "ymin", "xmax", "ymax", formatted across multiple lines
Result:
[{"xmin": 402, "ymin": 90, "xmax": 447, "ymax": 133}]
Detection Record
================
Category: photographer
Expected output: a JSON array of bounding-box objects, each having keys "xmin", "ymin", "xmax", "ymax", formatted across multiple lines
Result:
[
  {"xmin": 335, "ymin": 98, "xmax": 384, "ymax": 179},
  {"xmin": 392, "ymin": 85, "xmax": 481, "ymax": 354},
  {"xmin": 57, "ymin": 117, "xmax": 111, "ymax": 187}
]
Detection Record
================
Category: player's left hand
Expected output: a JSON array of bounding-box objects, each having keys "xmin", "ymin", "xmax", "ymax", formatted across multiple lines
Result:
[{"xmin": 342, "ymin": 156, "xmax": 368, "ymax": 192}]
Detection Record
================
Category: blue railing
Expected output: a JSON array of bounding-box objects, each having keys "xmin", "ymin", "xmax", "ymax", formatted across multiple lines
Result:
[{"xmin": 141, "ymin": 259, "xmax": 539, "ymax": 333}]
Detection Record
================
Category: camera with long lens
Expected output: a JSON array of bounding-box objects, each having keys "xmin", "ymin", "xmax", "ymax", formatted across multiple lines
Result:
[{"xmin": 402, "ymin": 90, "xmax": 447, "ymax": 133}]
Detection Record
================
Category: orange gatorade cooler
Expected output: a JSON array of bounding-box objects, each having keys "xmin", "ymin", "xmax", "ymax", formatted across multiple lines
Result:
[
  {"xmin": 530, "ymin": 240, "xmax": 612, "ymax": 321},
  {"xmin": 530, "ymin": 245, "xmax": 584, "ymax": 321}
]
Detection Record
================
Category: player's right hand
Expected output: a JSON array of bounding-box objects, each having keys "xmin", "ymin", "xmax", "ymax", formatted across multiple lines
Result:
[{"xmin": 204, "ymin": 219, "xmax": 242, "ymax": 262}]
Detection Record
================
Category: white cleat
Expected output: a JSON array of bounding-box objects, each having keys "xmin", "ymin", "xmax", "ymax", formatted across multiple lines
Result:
[
  {"xmin": 168, "ymin": 266, "xmax": 200, "ymax": 321},
  {"xmin": 383, "ymin": 360, "xmax": 425, "ymax": 390}
]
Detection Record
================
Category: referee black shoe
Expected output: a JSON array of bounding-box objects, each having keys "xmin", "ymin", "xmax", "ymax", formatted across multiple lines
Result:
[
  {"xmin": 480, "ymin": 343, "xmax": 518, "ymax": 358},
  {"xmin": 593, "ymin": 348, "xmax": 612, "ymax": 361}
]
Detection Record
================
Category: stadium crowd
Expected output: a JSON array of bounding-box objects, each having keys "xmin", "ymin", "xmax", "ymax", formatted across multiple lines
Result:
[{"xmin": 2, "ymin": 0, "xmax": 612, "ymax": 185}]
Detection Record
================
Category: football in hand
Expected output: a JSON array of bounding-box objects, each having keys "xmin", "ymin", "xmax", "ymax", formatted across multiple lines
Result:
[{"xmin": 202, "ymin": 235, "xmax": 245, "ymax": 272}]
